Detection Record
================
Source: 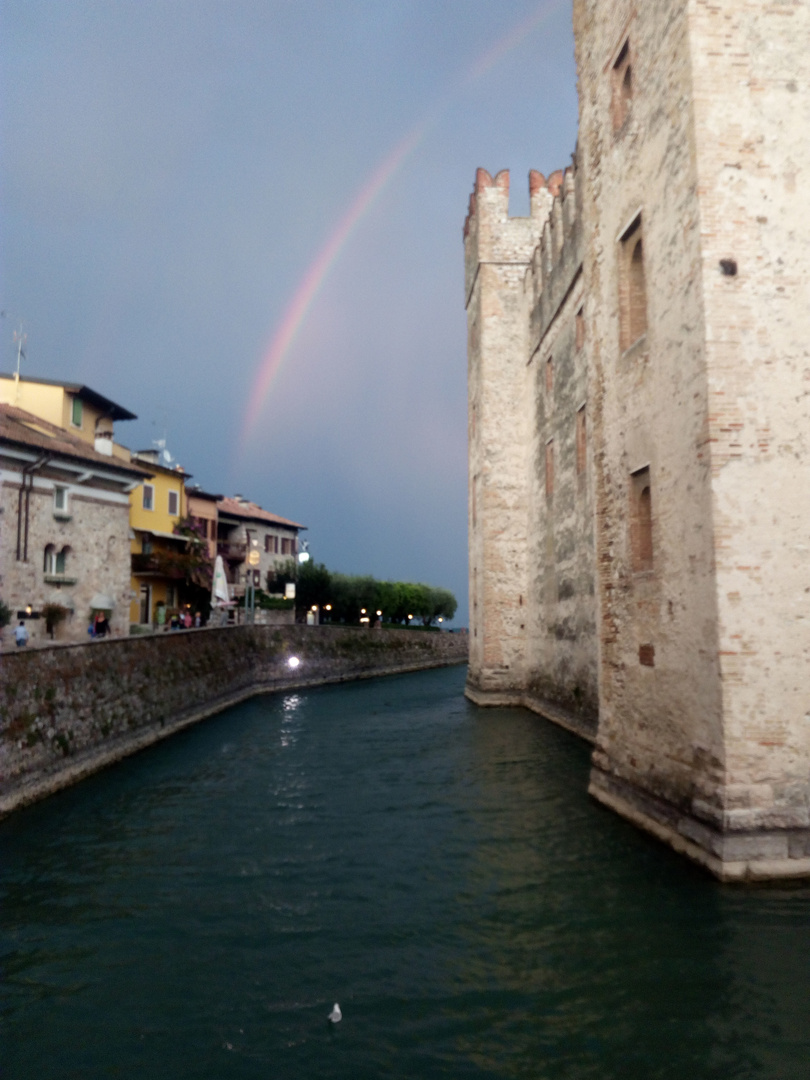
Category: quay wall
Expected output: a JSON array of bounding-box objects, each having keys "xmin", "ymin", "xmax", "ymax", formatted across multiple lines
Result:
[{"xmin": 0, "ymin": 625, "xmax": 468, "ymax": 816}]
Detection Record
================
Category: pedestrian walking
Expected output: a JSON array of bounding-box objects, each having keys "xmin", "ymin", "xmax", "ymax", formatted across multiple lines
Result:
[{"xmin": 14, "ymin": 621, "xmax": 29, "ymax": 647}]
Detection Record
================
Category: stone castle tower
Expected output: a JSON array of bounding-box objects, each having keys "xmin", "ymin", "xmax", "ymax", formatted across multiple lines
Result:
[{"xmin": 465, "ymin": 0, "xmax": 810, "ymax": 880}]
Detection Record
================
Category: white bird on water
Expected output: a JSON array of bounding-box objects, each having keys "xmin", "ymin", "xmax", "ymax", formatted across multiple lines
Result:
[{"xmin": 328, "ymin": 1003, "xmax": 342, "ymax": 1024}]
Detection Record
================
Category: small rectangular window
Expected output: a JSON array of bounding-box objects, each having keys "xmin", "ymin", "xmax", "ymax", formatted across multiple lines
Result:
[
  {"xmin": 265, "ymin": 534, "xmax": 271, "ymax": 553},
  {"xmin": 142, "ymin": 484, "xmax": 154, "ymax": 511},
  {"xmin": 71, "ymin": 397, "xmax": 83, "ymax": 427},
  {"xmin": 168, "ymin": 490, "xmax": 179, "ymax": 516},
  {"xmin": 639, "ymin": 644, "xmax": 655, "ymax": 667},
  {"xmin": 54, "ymin": 486, "xmax": 67, "ymax": 512}
]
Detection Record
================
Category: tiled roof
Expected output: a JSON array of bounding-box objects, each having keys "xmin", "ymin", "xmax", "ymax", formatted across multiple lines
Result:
[
  {"xmin": 0, "ymin": 404, "xmax": 151, "ymax": 477},
  {"xmin": 217, "ymin": 496, "xmax": 305, "ymax": 530}
]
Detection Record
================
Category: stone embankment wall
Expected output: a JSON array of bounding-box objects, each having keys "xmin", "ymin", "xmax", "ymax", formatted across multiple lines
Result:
[{"xmin": 0, "ymin": 625, "xmax": 468, "ymax": 816}]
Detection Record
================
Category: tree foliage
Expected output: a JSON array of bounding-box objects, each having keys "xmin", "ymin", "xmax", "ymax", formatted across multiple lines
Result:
[{"xmin": 293, "ymin": 562, "xmax": 456, "ymax": 626}]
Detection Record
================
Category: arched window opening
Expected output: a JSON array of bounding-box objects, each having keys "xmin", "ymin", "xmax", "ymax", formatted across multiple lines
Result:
[
  {"xmin": 56, "ymin": 546, "xmax": 70, "ymax": 574},
  {"xmin": 44, "ymin": 544, "xmax": 56, "ymax": 574},
  {"xmin": 628, "ymin": 238, "xmax": 647, "ymax": 344},
  {"xmin": 611, "ymin": 39, "xmax": 632, "ymax": 131},
  {"xmin": 619, "ymin": 217, "xmax": 648, "ymax": 351},
  {"xmin": 630, "ymin": 468, "xmax": 653, "ymax": 572},
  {"xmin": 637, "ymin": 486, "xmax": 652, "ymax": 566}
]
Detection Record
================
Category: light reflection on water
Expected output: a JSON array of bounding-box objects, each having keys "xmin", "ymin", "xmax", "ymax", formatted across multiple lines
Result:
[{"xmin": 1, "ymin": 665, "xmax": 809, "ymax": 1079}]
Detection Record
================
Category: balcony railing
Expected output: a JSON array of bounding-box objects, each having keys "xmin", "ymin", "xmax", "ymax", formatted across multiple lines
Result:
[
  {"xmin": 217, "ymin": 542, "xmax": 247, "ymax": 562},
  {"xmin": 43, "ymin": 573, "xmax": 77, "ymax": 586}
]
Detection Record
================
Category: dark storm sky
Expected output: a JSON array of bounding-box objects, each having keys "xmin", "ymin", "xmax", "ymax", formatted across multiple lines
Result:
[{"xmin": 0, "ymin": 0, "xmax": 578, "ymax": 624}]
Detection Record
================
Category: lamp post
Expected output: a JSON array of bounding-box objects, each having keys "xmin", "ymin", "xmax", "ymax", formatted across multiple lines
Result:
[{"xmin": 246, "ymin": 539, "xmax": 260, "ymax": 624}]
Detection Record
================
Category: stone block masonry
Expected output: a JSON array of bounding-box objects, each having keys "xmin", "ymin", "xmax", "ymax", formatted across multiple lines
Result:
[{"xmin": 0, "ymin": 625, "xmax": 468, "ymax": 816}]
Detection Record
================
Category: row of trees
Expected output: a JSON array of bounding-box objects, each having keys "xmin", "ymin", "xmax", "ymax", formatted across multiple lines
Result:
[{"xmin": 270, "ymin": 561, "xmax": 457, "ymax": 627}]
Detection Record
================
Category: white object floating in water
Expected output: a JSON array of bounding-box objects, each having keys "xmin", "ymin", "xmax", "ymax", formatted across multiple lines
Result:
[{"xmin": 328, "ymin": 1003, "xmax": 342, "ymax": 1024}]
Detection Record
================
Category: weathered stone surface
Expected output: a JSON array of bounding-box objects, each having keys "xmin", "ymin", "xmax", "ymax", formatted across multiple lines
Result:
[{"xmin": 0, "ymin": 625, "xmax": 468, "ymax": 815}]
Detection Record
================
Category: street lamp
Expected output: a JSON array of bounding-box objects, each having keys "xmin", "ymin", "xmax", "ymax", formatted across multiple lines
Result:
[{"xmin": 246, "ymin": 538, "xmax": 259, "ymax": 624}]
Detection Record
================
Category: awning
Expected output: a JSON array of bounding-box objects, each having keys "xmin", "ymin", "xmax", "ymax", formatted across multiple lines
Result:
[
  {"xmin": 136, "ymin": 528, "xmax": 187, "ymax": 543},
  {"xmin": 89, "ymin": 592, "xmax": 115, "ymax": 611}
]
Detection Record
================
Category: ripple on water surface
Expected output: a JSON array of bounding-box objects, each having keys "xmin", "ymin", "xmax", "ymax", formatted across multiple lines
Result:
[{"xmin": 1, "ymin": 665, "xmax": 809, "ymax": 1079}]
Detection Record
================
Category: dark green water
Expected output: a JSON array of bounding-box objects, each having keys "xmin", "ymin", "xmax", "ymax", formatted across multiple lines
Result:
[{"xmin": 1, "ymin": 666, "xmax": 809, "ymax": 1079}]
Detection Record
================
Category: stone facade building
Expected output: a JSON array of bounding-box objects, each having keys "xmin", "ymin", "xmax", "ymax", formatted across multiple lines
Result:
[
  {"xmin": 0, "ymin": 404, "xmax": 151, "ymax": 644},
  {"xmin": 466, "ymin": 0, "xmax": 810, "ymax": 880}
]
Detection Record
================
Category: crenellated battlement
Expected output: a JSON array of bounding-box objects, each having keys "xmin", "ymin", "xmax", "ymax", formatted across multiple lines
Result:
[
  {"xmin": 463, "ymin": 160, "xmax": 582, "ymax": 325},
  {"xmin": 527, "ymin": 156, "xmax": 583, "ymax": 353},
  {"xmin": 464, "ymin": 167, "xmax": 555, "ymax": 305}
]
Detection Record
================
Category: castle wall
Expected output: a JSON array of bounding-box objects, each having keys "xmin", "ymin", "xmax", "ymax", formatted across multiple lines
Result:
[
  {"xmin": 575, "ymin": 0, "xmax": 726, "ymax": 838},
  {"xmin": 465, "ymin": 170, "xmax": 549, "ymax": 701},
  {"xmin": 525, "ymin": 170, "xmax": 598, "ymax": 738},
  {"xmin": 466, "ymin": 0, "xmax": 810, "ymax": 878},
  {"xmin": 465, "ymin": 165, "xmax": 598, "ymax": 738},
  {"xmin": 688, "ymin": 1, "xmax": 810, "ymax": 852},
  {"xmin": 574, "ymin": 0, "xmax": 810, "ymax": 878}
]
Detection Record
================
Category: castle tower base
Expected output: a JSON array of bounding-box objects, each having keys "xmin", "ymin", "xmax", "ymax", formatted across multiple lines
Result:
[{"xmin": 590, "ymin": 769, "xmax": 810, "ymax": 882}]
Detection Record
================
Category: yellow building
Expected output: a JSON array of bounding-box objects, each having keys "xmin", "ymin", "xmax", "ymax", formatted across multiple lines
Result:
[
  {"xmin": 1, "ymin": 374, "xmax": 208, "ymax": 629},
  {"xmin": 0, "ymin": 374, "xmax": 135, "ymax": 457},
  {"xmin": 128, "ymin": 450, "xmax": 192, "ymax": 626}
]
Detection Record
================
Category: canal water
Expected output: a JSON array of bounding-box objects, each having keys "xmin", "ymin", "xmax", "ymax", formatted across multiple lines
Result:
[{"xmin": 1, "ymin": 665, "xmax": 809, "ymax": 1078}]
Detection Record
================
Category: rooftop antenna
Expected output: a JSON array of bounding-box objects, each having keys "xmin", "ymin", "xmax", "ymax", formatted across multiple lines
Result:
[
  {"xmin": 152, "ymin": 434, "xmax": 173, "ymax": 466},
  {"xmin": 1, "ymin": 312, "xmax": 26, "ymax": 402},
  {"xmin": 151, "ymin": 411, "xmax": 173, "ymax": 465}
]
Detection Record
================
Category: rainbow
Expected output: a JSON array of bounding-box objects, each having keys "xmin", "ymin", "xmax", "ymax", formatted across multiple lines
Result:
[{"xmin": 240, "ymin": 0, "xmax": 565, "ymax": 451}]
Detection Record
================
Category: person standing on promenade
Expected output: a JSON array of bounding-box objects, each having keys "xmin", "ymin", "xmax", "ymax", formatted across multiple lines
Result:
[{"xmin": 14, "ymin": 621, "xmax": 29, "ymax": 647}]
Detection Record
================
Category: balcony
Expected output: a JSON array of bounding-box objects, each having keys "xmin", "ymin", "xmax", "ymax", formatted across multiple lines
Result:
[
  {"xmin": 217, "ymin": 542, "xmax": 247, "ymax": 562},
  {"xmin": 131, "ymin": 552, "xmax": 185, "ymax": 579},
  {"xmin": 43, "ymin": 573, "xmax": 77, "ymax": 586}
]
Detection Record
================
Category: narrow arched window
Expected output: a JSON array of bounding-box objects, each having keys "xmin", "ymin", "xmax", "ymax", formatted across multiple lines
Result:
[
  {"xmin": 56, "ymin": 546, "xmax": 69, "ymax": 575},
  {"xmin": 629, "ymin": 239, "xmax": 647, "ymax": 344},
  {"xmin": 44, "ymin": 544, "xmax": 56, "ymax": 574},
  {"xmin": 631, "ymin": 468, "xmax": 653, "ymax": 571},
  {"xmin": 637, "ymin": 486, "xmax": 652, "ymax": 566},
  {"xmin": 619, "ymin": 217, "xmax": 648, "ymax": 351},
  {"xmin": 611, "ymin": 40, "xmax": 632, "ymax": 131}
]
